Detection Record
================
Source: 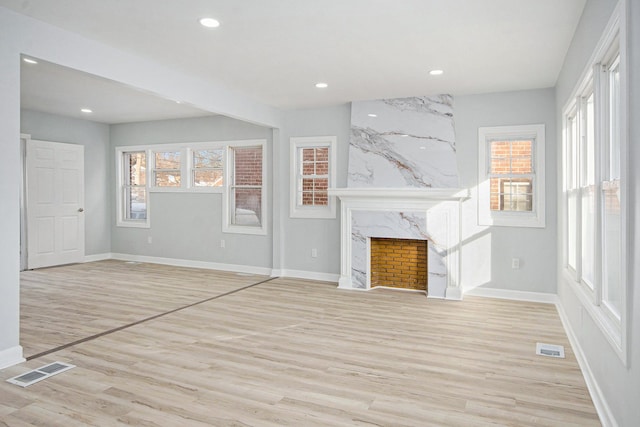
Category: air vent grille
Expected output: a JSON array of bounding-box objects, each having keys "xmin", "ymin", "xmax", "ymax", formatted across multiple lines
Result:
[
  {"xmin": 536, "ymin": 343, "xmax": 565, "ymax": 358},
  {"xmin": 6, "ymin": 361, "xmax": 75, "ymax": 387}
]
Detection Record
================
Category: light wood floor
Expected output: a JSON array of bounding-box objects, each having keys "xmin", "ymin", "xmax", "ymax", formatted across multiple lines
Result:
[{"xmin": 1, "ymin": 261, "xmax": 599, "ymax": 426}]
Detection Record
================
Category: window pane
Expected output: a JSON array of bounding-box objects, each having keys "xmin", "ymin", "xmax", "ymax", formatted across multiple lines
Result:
[
  {"xmin": 567, "ymin": 192, "xmax": 577, "ymax": 270},
  {"xmin": 565, "ymin": 114, "xmax": 577, "ymax": 190},
  {"xmin": 489, "ymin": 141, "xmax": 509, "ymax": 174},
  {"xmin": 570, "ymin": 113, "xmax": 579, "ymax": 189},
  {"xmin": 299, "ymin": 178, "xmax": 329, "ymax": 206},
  {"xmin": 489, "ymin": 140, "xmax": 532, "ymax": 174},
  {"xmin": 125, "ymin": 152, "xmax": 146, "ymax": 186},
  {"xmin": 490, "ymin": 156, "xmax": 510, "ymax": 174},
  {"xmin": 510, "ymin": 141, "xmax": 532, "ymax": 174},
  {"xmin": 489, "ymin": 140, "xmax": 534, "ymax": 211},
  {"xmin": 489, "ymin": 177, "xmax": 501, "ymax": 211},
  {"xmin": 155, "ymin": 151, "xmax": 181, "ymax": 169},
  {"xmin": 233, "ymin": 187, "xmax": 261, "ymax": 226},
  {"xmin": 124, "ymin": 187, "xmax": 147, "ymax": 220},
  {"xmin": 581, "ymin": 185, "xmax": 596, "ymax": 289},
  {"xmin": 602, "ymin": 181, "xmax": 621, "ymax": 315},
  {"xmin": 154, "ymin": 171, "xmax": 181, "ymax": 187},
  {"xmin": 302, "ymin": 161, "xmax": 315, "ymax": 175},
  {"xmin": 193, "ymin": 170, "xmax": 223, "ymax": 187},
  {"xmin": 301, "ymin": 147, "xmax": 330, "ymax": 177},
  {"xmin": 316, "ymin": 161, "xmax": 329, "ymax": 175},
  {"xmin": 194, "ymin": 149, "xmax": 223, "ymax": 169},
  {"xmin": 234, "ymin": 146, "xmax": 262, "ymax": 186},
  {"xmin": 609, "ymin": 58, "xmax": 621, "ymax": 180},
  {"xmin": 491, "ymin": 178, "xmax": 532, "ymax": 212},
  {"xmin": 583, "ymin": 93, "xmax": 595, "ymax": 185}
]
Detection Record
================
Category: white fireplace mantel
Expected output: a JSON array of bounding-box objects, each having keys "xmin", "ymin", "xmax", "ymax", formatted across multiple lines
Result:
[
  {"xmin": 329, "ymin": 187, "xmax": 469, "ymax": 300},
  {"xmin": 329, "ymin": 187, "xmax": 469, "ymax": 202}
]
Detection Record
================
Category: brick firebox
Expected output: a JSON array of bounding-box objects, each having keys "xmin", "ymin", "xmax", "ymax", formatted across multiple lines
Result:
[{"xmin": 370, "ymin": 238, "xmax": 428, "ymax": 291}]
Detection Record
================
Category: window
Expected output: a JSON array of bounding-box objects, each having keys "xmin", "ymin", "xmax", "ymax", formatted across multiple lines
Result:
[
  {"xmin": 116, "ymin": 148, "xmax": 149, "ymax": 228},
  {"xmin": 147, "ymin": 144, "xmax": 224, "ymax": 193},
  {"xmin": 478, "ymin": 124, "xmax": 545, "ymax": 227},
  {"xmin": 192, "ymin": 148, "xmax": 223, "ymax": 187},
  {"xmin": 290, "ymin": 136, "xmax": 337, "ymax": 218},
  {"xmin": 561, "ymin": 6, "xmax": 626, "ymax": 362},
  {"xmin": 153, "ymin": 150, "xmax": 181, "ymax": 187},
  {"xmin": 224, "ymin": 141, "xmax": 267, "ymax": 234},
  {"xmin": 602, "ymin": 53, "xmax": 622, "ymax": 319},
  {"xmin": 116, "ymin": 140, "xmax": 265, "ymax": 233}
]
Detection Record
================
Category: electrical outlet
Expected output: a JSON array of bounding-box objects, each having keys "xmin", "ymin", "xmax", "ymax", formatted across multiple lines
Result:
[
  {"xmin": 220, "ymin": 239, "xmax": 225, "ymax": 248},
  {"xmin": 311, "ymin": 248, "xmax": 318, "ymax": 258},
  {"xmin": 512, "ymin": 258, "xmax": 520, "ymax": 269}
]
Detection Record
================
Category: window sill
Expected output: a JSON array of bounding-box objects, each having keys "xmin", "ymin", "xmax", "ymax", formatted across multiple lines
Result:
[
  {"xmin": 290, "ymin": 206, "xmax": 337, "ymax": 219},
  {"xmin": 478, "ymin": 211, "xmax": 545, "ymax": 228},
  {"xmin": 116, "ymin": 220, "xmax": 150, "ymax": 229},
  {"xmin": 223, "ymin": 224, "xmax": 267, "ymax": 235},
  {"xmin": 149, "ymin": 187, "xmax": 223, "ymax": 194}
]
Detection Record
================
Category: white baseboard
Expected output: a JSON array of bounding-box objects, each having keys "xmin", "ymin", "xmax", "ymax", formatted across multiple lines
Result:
[
  {"xmin": 0, "ymin": 345, "xmax": 25, "ymax": 370},
  {"xmin": 110, "ymin": 253, "xmax": 273, "ymax": 276},
  {"xmin": 270, "ymin": 269, "xmax": 283, "ymax": 278},
  {"xmin": 464, "ymin": 287, "xmax": 558, "ymax": 304},
  {"xmin": 556, "ymin": 302, "xmax": 617, "ymax": 427},
  {"xmin": 278, "ymin": 269, "xmax": 340, "ymax": 283},
  {"xmin": 88, "ymin": 255, "xmax": 338, "ymax": 283},
  {"xmin": 83, "ymin": 252, "xmax": 113, "ymax": 263}
]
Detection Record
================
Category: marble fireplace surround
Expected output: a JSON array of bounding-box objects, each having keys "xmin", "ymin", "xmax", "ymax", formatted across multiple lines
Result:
[{"xmin": 329, "ymin": 188, "xmax": 468, "ymax": 300}]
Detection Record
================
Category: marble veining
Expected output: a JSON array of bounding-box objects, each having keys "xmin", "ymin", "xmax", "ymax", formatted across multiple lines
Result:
[
  {"xmin": 350, "ymin": 211, "xmax": 449, "ymax": 294},
  {"xmin": 348, "ymin": 95, "xmax": 459, "ymax": 188},
  {"xmin": 342, "ymin": 94, "xmax": 460, "ymax": 298}
]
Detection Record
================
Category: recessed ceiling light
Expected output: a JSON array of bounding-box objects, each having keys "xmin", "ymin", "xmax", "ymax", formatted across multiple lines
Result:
[
  {"xmin": 199, "ymin": 18, "xmax": 220, "ymax": 28},
  {"xmin": 400, "ymin": 134, "xmax": 409, "ymax": 137},
  {"xmin": 23, "ymin": 58, "xmax": 38, "ymax": 64},
  {"xmin": 368, "ymin": 114, "xmax": 377, "ymax": 118},
  {"xmin": 315, "ymin": 82, "xmax": 328, "ymax": 89},
  {"xmin": 429, "ymin": 69, "xmax": 444, "ymax": 76},
  {"xmin": 80, "ymin": 108, "xmax": 93, "ymax": 113}
]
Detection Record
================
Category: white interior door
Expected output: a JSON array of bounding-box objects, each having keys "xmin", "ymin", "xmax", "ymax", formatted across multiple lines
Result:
[{"xmin": 26, "ymin": 140, "xmax": 85, "ymax": 269}]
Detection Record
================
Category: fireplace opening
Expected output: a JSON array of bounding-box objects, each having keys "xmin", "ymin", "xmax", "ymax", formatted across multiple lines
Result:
[{"xmin": 370, "ymin": 238, "xmax": 428, "ymax": 291}]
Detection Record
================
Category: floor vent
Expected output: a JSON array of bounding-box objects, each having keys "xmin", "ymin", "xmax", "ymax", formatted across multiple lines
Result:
[
  {"xmin": 6, "ymin": 361, "xmax": 75, "ymax": 387},
  {"xmin": 536, "ymin": 343, "xmax": 565, "ymax": 358}
]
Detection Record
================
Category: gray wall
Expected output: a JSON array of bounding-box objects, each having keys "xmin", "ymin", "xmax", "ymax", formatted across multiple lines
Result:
[
  {"xmin": 109, "ymin": 115, "xmax": 274, "ymax": 269},
  {"xmin": 279, "ymin": 105, "xmax": 351, "ymax": 275},
  {"xmin": 21, "ymin": 109, "xmax": 112, "ymax": 256},
  {"xmin": 276, "ymin": 94, "xmax": 558, "ymax": 295},
  {"xmin": 555, "ymin": 0, "xmax": 640, "ymax": 425},
  {"xmin": 455, "ymin": 88, "xmax": 558, "ymax": 293}
]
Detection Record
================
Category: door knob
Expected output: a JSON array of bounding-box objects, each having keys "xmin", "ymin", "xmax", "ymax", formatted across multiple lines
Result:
[{"xmin": 78, "ymin": 208, "xmax": 84, "ymax": 212}]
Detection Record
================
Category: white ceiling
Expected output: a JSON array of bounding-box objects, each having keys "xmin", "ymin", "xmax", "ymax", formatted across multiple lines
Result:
[
  {"xmin": 21, "ymin": 59, "xmax": 213, "ymax": 124},
  {"xmin": 4, "ymin": 0, "xmax": 586, "ymax": 123}
]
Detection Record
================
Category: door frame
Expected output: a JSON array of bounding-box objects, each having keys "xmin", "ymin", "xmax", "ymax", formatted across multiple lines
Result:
[{"xmin": 20, "ymin": 134, "xmax": 29, "ymax": 271}]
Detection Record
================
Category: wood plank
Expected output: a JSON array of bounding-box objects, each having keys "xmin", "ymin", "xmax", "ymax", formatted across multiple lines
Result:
[{"xmin": 0, "ymin": 261, "xmax": 600, "ymax": 426}]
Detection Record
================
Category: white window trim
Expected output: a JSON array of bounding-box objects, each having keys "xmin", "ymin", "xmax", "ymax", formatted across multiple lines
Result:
[
  {"xmin": 116, "ymin": 145, "xmax": 150, "ymax": 228},
  {"xmin": 478, "ymin": 124, "xmax": 545, "ymax": 228},
  {"xmin": 223, "ymin": 139, "xmax": 268, "ymax": 236},
  {"xmin": 289, "ymin": 136, "xmax": 337, "ymax": 219},
  {"xmin": 560, "ymin": 2, "xmax": 627, "ymax": 365},
  {"xmin": 116, "ymin": 140, "xmax": 264, "ymax": 234}
]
